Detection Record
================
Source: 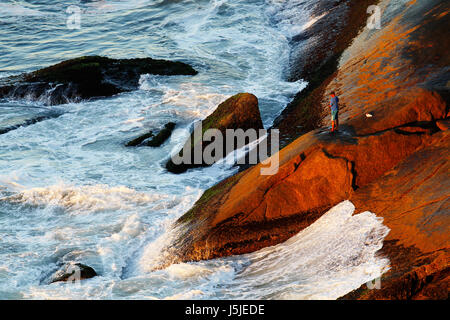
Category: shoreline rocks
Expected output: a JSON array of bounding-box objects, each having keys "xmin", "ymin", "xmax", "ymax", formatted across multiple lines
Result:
[
  {"xmin": 168, "ymin": 119, "xmax": 442, "ymax": 264},
  {"xmin": 274, "ymin": 0, "xmax": 380, "ymax": 145},
  {"xmin": 166, "ymin": 0, "xmax": 449, "ymax": 300},
  {"xmin": 0, "ymin": 56, "xmax": 197, "ymax": 105},
  {"xmin": 341, "ymin": 130, "xmax": 450, "ymax": 300}
]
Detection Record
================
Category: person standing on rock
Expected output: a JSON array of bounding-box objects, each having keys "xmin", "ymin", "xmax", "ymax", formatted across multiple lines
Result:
[{"xmin": 330, "ymin": 91, "xmax": 339, "ymax": 132}]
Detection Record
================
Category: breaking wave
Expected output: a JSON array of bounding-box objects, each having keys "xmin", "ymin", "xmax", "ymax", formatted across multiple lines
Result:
[{"xmin": 1, "ymin": 183, "xmax": 165, "ymax": 214}]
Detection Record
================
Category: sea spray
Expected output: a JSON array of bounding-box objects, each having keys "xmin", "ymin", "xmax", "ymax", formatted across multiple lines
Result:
[
  {"xmin": 2, "ymin": 183, "xmax": 162, "ymax": 214},
  {"xmin": 230, "ymin": 200, "xmax": 391, "ymax": 299}
]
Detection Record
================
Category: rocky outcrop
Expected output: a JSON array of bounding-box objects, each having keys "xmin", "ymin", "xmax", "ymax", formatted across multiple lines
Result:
[
  {"xmin": 50, "ymin": 263, "xmax": 97, "ymax": 283},
  {"xmin": 274, "ymin": 0, "xmax": 381, "ymax": 145},
  {"xmin": 165, "ymin": 0, "xmax": 449, "ymax": 299},
  {"xmin": 0, "ymin": 56, "xmax": 197, "ymax": 105},
  {"xmin": 341, "ymin": 130, "xmax": 449, "ymax": 299},
  {"xmin": 166, "ymin": 93, "xmax": 264, "ymax": 173},
  {"xmin": 169, "ymin": 120, "xmax": 442, "ymax": 263}
]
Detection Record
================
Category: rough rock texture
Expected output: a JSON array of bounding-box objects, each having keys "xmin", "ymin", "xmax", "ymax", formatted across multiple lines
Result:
[
  {"xmin": 166, "ymin": 0, "xmax": 449, "ymax": 299},
  {"xmin": 0, "ymin": 56, "xmax": 197, "ymax": 105},
  {"xmin": 274, "ymin": 0, "xmax": 381, "ymax": 145},
  {"xmin": 287, "ymin": 0, "xmax": 379, "ymax": 83},
  {"xmin": 324, "ymin": 0, "xmax": 449, "ymax": 136},
  {"xmin": 170, "ymin": 122, "xmax": 439, "ymax": 263},
  {"xmin": 341, "ymin": 131, "xmax": 449, "ymax": 299},
  {"xmin": 166, "ymin": 93, "xmax": 264, "ymax": 173}
]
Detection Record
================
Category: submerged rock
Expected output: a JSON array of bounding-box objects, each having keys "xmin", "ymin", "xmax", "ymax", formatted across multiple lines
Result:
[
  {"xmin": 50, "ymin": 262, "xmax": 97, "ymax": 283},
  {"xmin": 146, "ymin": 122, "xmax": 176, "ymax": 147},
  {"xmin": 126, "ymin": 130, "xmax": 155, "ymax": 147},
  {"xmin": 0, "ymin": 56, "xmax": 197, "ymax": 105},
  {"xmin": 0, "ymin": 111, "xmax": 63, "ymax": 135},
  {"xmin": 165, "ymin": 93, "xmax": 264, "ymax": 173},
  {"xmin": 126, "ymin": 122, "xmax": 176, "ymax": 147}
]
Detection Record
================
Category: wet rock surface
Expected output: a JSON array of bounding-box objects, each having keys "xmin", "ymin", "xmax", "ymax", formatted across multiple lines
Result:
[
  {"xmin": 0, "ymin": 56, "xmax": 197, "ymax": 105},
  {"xmin": 50, "ymin": 262, "xmax": 97, "ymax": 284},
  {"xmin": 126, "ymin": 122, "xmax": 176, "ymax": 147}
]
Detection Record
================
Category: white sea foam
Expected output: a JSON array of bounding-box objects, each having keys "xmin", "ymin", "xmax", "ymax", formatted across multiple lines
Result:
[
  {"xmin": 164, "ymin": 289, "xmax": 205, "ymax": 300},
  {"xmin": 109, "ymin": 214, "xmax": 144, "ymax": 241},
  {"xmin": 165, "ymin": 263, "xmax": 214, "ymax": 280},
  {"xmin": 132, "ymin": 200, "xmax": 390, "ymax": 300},
  {"xmin": 1, "ymin": 183, "xmax": 161, "ymax": 214},
  {"xmin": 266, "ymin": 0, "xmax": 319, "ymax": 38},
  {"xmin": 0, "ymin": 3, "xmax": 44, "ymax": 17},
  {"xmin": 224, "ymin": 200, "xmax": 391, "ymax": 299},
  {"xmin": 139, "ymin": 76, "xmax": 229, "ymax": 121},
  {"xmin": 123, "ymin": 117, "xmax": 145, "ymax": 124}
]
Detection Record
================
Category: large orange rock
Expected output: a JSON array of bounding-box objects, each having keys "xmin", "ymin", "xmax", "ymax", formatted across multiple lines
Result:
[
  {"xmin": 276, "ymin": 0, "xmax": 449, "ymax": 144},
  {"xmin": 163, "ymin": 0, "xmax": 449, "ymax": 300},
  {"xmin": 325, "ymin": 0, "xmax": 449, "ymax": 135},
  {"xmin": 341, "ymin": 131, "xmax": 450, "ymax": 299},
  {"xmin": 169, "ymin": 124, "xmax": 436, "ymax": 263}
]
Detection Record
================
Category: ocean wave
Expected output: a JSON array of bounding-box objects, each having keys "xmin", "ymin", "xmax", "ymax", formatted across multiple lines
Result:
[
  {"xmin": 1, "ymin": 183, "xmax": 163, "ymax": 214},
  {"xmin": 0, "ymin": 3, "xmax": 45, "ymax": 17},
  {"xmin": 230, "ymin": 200, "xmax": 391, "ymax": 299}
]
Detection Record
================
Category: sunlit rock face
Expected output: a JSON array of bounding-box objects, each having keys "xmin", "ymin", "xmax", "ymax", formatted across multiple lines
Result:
[{"xmin": 168, "ymin": 0, "xmax": 449, "ymax": 300}]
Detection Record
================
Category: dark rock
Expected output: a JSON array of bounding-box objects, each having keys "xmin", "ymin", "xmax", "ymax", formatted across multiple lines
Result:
[
  {"xmin": 146, "ymin": 122, "xmax": 176, "ymax": 147},
  {"xmin": 126, "ymin": 130, "xmax": 154, "ymax": 147},
  {"xmin": 50, "ymin": 262, "xmax": 97, "ymax": 283},
  {"xmin": 0, "ymin": 56, "xmax": 197, "ymax": 105},
  {"xmin": 287, "ymin": 0, "xmax": 379, "ymax": 82},
  {"xmin": 165, "ymin": 93, "xmax": 264, "ymax": 173},
  {"xmin": 125, "ymin": 122, "xmax": 176, "ymax": 147}
]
